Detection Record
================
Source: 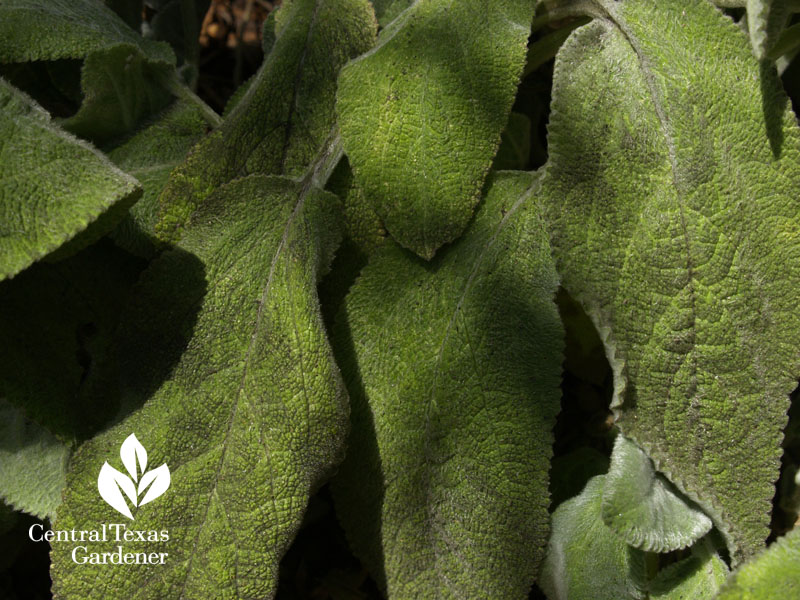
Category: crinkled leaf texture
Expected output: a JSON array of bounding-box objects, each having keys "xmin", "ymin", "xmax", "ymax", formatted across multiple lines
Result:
[
  {"xmin": 540, "ymin": 475, "xmax": 728, "ymax": 600},
  {"xmin": 0, "ymin": 78, "xmax": 140, "ymax": 281},
  {"xmin": 0, "ymin": 400, "xmax": 70, "ymax": 520},
  {"xmin": 0, "ymin": 0, "xmax": 172, "ymax": 63},
  {"xmin": 541, "ymin": 0, "xmax": 800, "ymax": 563},
  {"xmin": 0, "ymin": 0, "xmax": 176, "ymax": 143},
  {"xmin": 649, "ymin": 540, "xmax": 728, "ymax": 600},
  {"xmin": 602, "ymin": 434, "xmax": 712, "ymax": 552},
  {"xmin": 716, "ymin": 527, "xmax": 800, "ymax": 599},
  {"xmin": 747, "ymin": 0, "xmax": 788, "ymax": 60},
  {"xmin": 337, "ymin": 0, "xmax": 537, "ymax": 259},
  {"xmin": 539, "ymin": 476, "xmax": 647, "ymax": 600},
  {"xmin": 156, "ymin": 0, "xmax": 376, "ymax": 241},
  {"xmin": 332, "ymin": 172, "xmax": 563, "ymax": 598},
  {"xmin": 108, "ymin": 100, "xmax": 209, "ymax": 258},
  {"xmin": 51, "ymin": 175, "xmax": 347, "ymax": 599}
]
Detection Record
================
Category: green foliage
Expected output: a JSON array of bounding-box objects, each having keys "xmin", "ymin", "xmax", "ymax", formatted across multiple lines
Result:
[
  {"xmin": 716, "ymin": 527, "xmax": 800, "ymax": 599},
  {"xmin": 156, "ymin": 0, "xmax": 376, "ymax": 241},
  {"xmin": 336, "ymin": 0, "xmax": 536, "ymax": 258},
  {"xmin": 0, "ymin": 78, "xmax": 140, "ymax": 281},
  {"xmin": 332, "ymin": 172, "xmax": 563, "ymax": 598},
  {"xmin": 541, "ymin": 0, "xmax": 800, "ymax": 563},
  {"xmin": 1, "ymin": 0, "xmax": 800, "ymax": 597},
  {"xmin": 51, "ymin": 175, "xmax": 346, "ymax": 598},
  {"xmin": 602, "ymin": 435, "xmax": 712, "ymax": 553}
]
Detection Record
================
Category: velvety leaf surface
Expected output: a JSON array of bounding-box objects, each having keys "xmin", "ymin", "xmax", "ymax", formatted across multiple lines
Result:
[
  {"xmin": 541, "ymin": 0, "xmax": 800, "ymax": 562},
  {"xmin": 0, "ymin": 0, "xmax": 176, "ymax": 143},
  {"xmin": 747, "ymin": 0, "xmax": 787, "ymax": 59},
  {"xmin": 539, "ymin": 476, "xmax": 647, "ymax": 600},
  {"xmin": 62, "ymin": 43, "xmax": 174, "ymax": 144},
  {"xmin": 51, "ymin": 175, "xmax": 347, "ymax": 599},
  {"xmin": 0, "ymin": 400, "xmax": 70, "ymax": 520},
  {"xmin": 369, "ymin": 0, "xmax": 412, "ymax": 26},
  {"xmin": 649, "ymin": 540, "xmax": 728, "ymax": 600},
  {"xmin": 333, "ymin": 172, "xmax": 563, "ymax": 598},
  {"xmin": 109, "ymin": 100, "xmax": 209, "ymax": 258},
  {"xmin": 156, "ymin": 0, "xmax": 376, "ymax": 241},
  {"xmin": 336, "ymin": 0, "xmax": 536, "ymax": 259},
  {"xmin": 601, "ymin": 434, "xmax": 712, "ymax": 553},
  {"xmin": 716, "ymin": 527, "xmax": 800, "ymax": 599},
  {"xmin": 0, "ymin": 78, "xmax": 141, "ymax": 281},
  {"xmin": 0, "ymin": 0, "xmax": 172, "ymax": 63}
]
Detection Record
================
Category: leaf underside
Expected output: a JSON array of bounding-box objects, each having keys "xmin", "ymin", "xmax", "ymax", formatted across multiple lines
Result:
[
  {"xmin": 51, "ymin": 175, "xmax": 347, "ymax": 599},
  {"xmin": 601, "ymin": 434, "xmax": 712, "ymax": 553},
  {"xmin": 333, "ymin": 172, "xmax": 563, "ymax": 598},
  {"xmin": 336, "ymin": 0, "xmax": 537, "ymax": 259},
  {"xmin": 541, "ymin": 0, "xmax": 800, "ymax": 563}
]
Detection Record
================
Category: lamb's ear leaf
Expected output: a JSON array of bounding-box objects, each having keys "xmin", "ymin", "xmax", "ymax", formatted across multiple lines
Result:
[
  {"xmin": 0, "ymin": 400, "xmax": 71, "ymax": 521},
  {"xmin": 0, "ymin": 78, "xmax": 141, "ymax": 281},
  {"xmin": 108, "ymin": 100, "xmax": 210, "ymax": 258},
  {"xmin": 61, "ymin": 43, "xmax": 174, "ymax": 144},
  {"xmin": 156, "ymin": 0, "xmax": 377, "ymax": 242},
  {"xmin": 601, "ymin": 434, "xmax": 712, "ymax": 552},
  {"xmin": 332, "ymin": 172, "xmax": 563, "ymax": 598},
  {"xmin": 541, "ymin": 0, "xmax": 800, "ymax": 563},
  {"xmin": 747, "ymin": 0, "xmax": 788, "ymax": 60},
  {"xmin": 0, "ymin": 0, "xmax": 176, "ymax": 143},
  {"xmin": 336, "ymin": 0, "xmax": 537, "ymax": 259},
  {"xmin": 649, "ymin": 540, "xmax": 728, "ymax": 600},
  {"xmin": 539, "ymin": 476, "xmax": 648, "ymax": 600},
  {"xmin": 0, "ymin": 0, "xmax": 172, "ymax": 63},
  {"xmin": 51, "ymin": 174, "xmax": 347, "ymax": 598},
  {"xmin": 715, "ymin": 527, "xmax": 800, "ymax": 599},
  {"xmin": 148, "ymin": 0, "xmax": 211, "ymax": 66}
]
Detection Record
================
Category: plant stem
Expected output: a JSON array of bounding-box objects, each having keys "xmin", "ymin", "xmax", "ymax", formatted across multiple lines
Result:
[{"xmin": 158, "ymin": 69, "xmax": 224, "ymax": 129}]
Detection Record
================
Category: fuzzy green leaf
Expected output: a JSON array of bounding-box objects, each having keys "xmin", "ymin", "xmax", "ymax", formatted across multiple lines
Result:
[
  {"xmin": 156, "ymin": 0, "xmax": 376, "ymax": 242},
  {"xmin": 649, "ymin": 540, "xmax": 728, "ymax": 600},
  {"xmin": 336, "ymin": 0, "xmax": 536, "ymax": 259},
  {"xmin": 62, "ymin": 43, "xmax": 175, "ymax": 144},
  {"xmin": 0, "ymin": 400, "xmax": 70, "ymax": 520},
  {"xmin": 716, "ymin": 527, "xmax": 800, "ymax": 599},
  {"xmin": 747, "ymin": 0, "xmax": 788, "ymax": 60},
  {"xmin": 370, "ymin": 0, "xmax": 412, "ymax": 26},
  {"xmin": 602, "ymin": 435, "xmax": 712, "ymax": 553},
  {"xmin": 51, "ymin": 175, "xmax": 347, "ymax": 599},
  {"xmin": 0, "ymin": 0, "xmax": 173, "ymax": 63},
  {"xmin": 541, "ymin": 0, "xmax": 800, "ymax": 562},
  {"xmin": 0, "ymin": 78, "xmax": 141, "ymax": 281},
  {"xmin": 333, "ymin": 172, "xmax": 563, "ymax": 598},
  {"xmin": 539, "ymin": 476, "xmax": 647, "ymax": 600},
  {"xmin": 0, "ymin": 0, "xmax": 177, "ymax": 143},
  {"xmin": 109, "ymin": 100, "xmax": 209, "ymax": 258}
]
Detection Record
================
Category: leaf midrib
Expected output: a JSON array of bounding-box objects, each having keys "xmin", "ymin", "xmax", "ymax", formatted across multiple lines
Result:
[{"xmin": 176, "ymin": 185, "xmax": 307, "ymax": 599}]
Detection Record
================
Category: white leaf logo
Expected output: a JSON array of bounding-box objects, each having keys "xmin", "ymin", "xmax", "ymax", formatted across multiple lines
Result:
[{"xmin": 97, "ymin": 434, "xmax": 170, "ymax": 520}]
